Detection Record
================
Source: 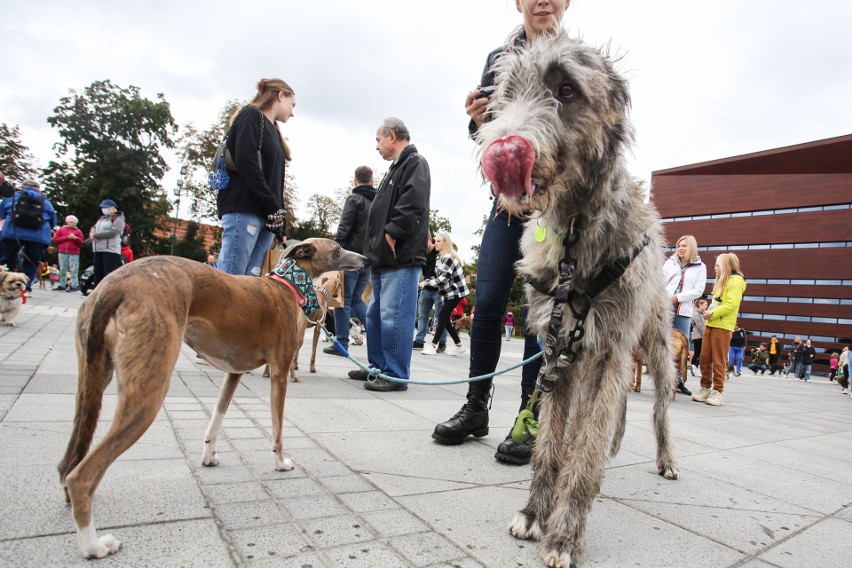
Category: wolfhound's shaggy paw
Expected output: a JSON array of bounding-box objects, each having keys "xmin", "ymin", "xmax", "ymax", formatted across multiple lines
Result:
[
  {"xmin": 275, "ymin": 457, "xmax": 294, "ymax": 471},
  {"xmin": 541, "ymin": 546, "xmax": 572, "ymax": 568},
  {"xmin": 81, "ymin": 534, "xmax": 122, "ymax": 558},
  {"xmin": 509, "ymin": 512, "xmax": 543, "ymax": 541},
  {"xmin": 659, "ymin": 463, "xmax": 679, "ymax": 480}
]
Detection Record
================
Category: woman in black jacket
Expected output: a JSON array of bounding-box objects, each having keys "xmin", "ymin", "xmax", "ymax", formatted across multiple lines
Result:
[
  {"xmin": 431, "ymin": 0, "xmax": 571, "ymax": 465},
  {"xmin": 798, "ymin": 338, "xmax": 816, "ymax": 381},
  {"xmin": 216, "ymin": 78, "xmax": 293, "ymax": 276}
]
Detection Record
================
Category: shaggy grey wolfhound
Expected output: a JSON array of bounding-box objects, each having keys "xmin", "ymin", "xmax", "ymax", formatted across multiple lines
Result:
[{"xmin": 478, "ymin": 32, "xmax": 679, "ymax": 567}]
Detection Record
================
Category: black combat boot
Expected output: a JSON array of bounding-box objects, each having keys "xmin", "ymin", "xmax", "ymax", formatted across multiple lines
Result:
[
  {"xmin": 495, "ymin": 387, "xmax": 538, "ymax": 465},
  {"xmin": 431, "ymin": 379, "xmax": 492, "ymax": 444}
]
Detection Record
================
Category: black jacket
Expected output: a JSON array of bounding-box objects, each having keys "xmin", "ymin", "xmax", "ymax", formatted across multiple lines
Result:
[
  {"xmin": 335, "ymin": 184, "xmax": 376, "ymax": 255},
  {"xmin": 730, "ymin": 328, "xmax": 747, "ymax": 348},
  {"xmin": 364, "ymin": 145, "xmax": 430, "ymax": 268},
  {"xmin": 216, "ymin": 106, "xmax": 285, "ymax": 221},
  {"xmin": 421, "ymin": 248, "xmax": 440, "ymax": 290}
]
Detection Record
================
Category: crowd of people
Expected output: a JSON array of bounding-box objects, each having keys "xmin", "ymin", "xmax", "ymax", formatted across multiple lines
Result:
[{"xmin": 0, "ymin": 173, "xmax": 129, "ymax": 294}]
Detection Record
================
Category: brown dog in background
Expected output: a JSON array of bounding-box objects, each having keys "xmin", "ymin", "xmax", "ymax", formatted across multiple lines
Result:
[
  {"xmin": 57, "ymin": 239, "xmax": 364, "ymax": 559},
  {"xmin": 630, "ymin": 329, "xmax": 690, "ymax": 398},
  {"xmin": 263, "ymin": 270, "xmax": 343, "ymax": 380}
]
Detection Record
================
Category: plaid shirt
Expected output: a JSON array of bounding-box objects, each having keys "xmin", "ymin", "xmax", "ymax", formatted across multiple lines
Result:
[{"xmin": 424, "ymin": 255, "xmax": 469, "ymax": 300}]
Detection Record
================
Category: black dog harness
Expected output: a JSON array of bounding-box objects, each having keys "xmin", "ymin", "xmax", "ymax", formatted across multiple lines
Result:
[
  {"xmin": 267, "ymin": 258, "xmax": 324, "ymax": 320},
  {"xmin": 531, "ymin": 229, "xmax": 651, "ymax": 393}
]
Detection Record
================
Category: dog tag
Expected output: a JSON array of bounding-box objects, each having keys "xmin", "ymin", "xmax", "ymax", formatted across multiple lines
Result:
[{"xmin": 535, "ymin": 225, "xmax": 546, "ymax": 242}]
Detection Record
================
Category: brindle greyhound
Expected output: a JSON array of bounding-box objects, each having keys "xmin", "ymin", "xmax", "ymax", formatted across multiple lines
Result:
[{"xmin": 57, "ymin": 238, "xmax": 364, "ymax": 559}]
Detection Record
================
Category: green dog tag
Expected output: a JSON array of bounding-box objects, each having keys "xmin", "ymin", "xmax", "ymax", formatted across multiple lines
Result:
[{"xmin": 535, "ymin": 225, "xmax": 547, "ymax": 242}]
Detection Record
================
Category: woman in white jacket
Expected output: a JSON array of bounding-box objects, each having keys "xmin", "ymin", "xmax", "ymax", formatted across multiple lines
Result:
[
  {"xmin": 664, "ymin": 235, "xmax": 707, "ymax": 395},
  {"xmin": 664, "ymin": 235, "xmax": 708, "ymax": 337}
]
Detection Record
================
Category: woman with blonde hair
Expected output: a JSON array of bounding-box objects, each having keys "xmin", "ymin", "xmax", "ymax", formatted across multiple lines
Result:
[
  {"xmin": 693, "ymin": 253, "xmax": 747, "ymax": 407},
  {"xmin": 418, "ymin": 232, "xmax": 470, "ymax": 356},
  {"xmin": 663, "ymin": 234, "xmax": 707, "ymax": 395},
  {"xmin": 216, "ymin": 78, "xmax": 295, "ymax": 277}
]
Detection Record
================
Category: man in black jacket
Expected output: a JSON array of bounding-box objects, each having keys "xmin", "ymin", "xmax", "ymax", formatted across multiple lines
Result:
[
  {"xmin": 350, "ymin": 118, "xmax": 430, "ymax": 391},
  {"xmin": 325, "ymin": 166, "xmax": 376, "ymax": 356}
]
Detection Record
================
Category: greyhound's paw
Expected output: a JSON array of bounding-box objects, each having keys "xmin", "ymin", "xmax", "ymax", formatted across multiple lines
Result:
[
  {"xmin": 275, "ymin": 457, "xmax": 294, "ymax": 471},
  {"xmin": 660, "ymin": 463, "xmax": 679, "ymax": 480},
  {"xmin": 82, "ymin": 534, "xmax": 122, "ymax": 558},
  {"xmin": 2, "ymin": 321, "xmax": 15, "ymax": 327},
  {"xmin": 509, "ymin": 511, "xmax": 542, "ymax": 541},
  {"xmin": 201, "ymin": 446, "xmax": 219, "ymax": 467},
  {"xmin": 291, "ymin": 375, "xmax": 301, "ymax": 383},
  {"xmin": 310, "ymin": 366, "xmax": 317, "ymax": 373}
]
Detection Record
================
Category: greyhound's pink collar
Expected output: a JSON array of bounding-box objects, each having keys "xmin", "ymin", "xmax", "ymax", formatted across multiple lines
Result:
[{"xmin": 269, "ymin": 273, "xmax": 305, "ymax": 307}]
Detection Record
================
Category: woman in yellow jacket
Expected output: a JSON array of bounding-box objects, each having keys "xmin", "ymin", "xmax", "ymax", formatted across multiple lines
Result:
[{"xmin": 692, "ymin": 253, "xmax": 747, "ymax": 407}]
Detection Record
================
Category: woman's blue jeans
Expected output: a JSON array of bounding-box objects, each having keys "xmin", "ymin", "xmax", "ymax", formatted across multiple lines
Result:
[
  {"xmin": 218, "ymin": 212, "xmax": 275, "ymax": 276},
  {"xmin": 470, "ymin": 202, "xmax": 541, "ymax": 389}
]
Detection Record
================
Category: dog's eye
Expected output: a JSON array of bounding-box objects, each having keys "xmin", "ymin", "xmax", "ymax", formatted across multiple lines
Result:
[{"xmin": 558, "ymin": 83, "xmax": 576, "ymax": 100}]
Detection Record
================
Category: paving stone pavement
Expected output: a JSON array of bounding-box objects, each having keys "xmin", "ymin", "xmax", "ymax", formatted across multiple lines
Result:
[{"xmin": 0, "ymin": 286, "xmax": 849, "ymax": 567}]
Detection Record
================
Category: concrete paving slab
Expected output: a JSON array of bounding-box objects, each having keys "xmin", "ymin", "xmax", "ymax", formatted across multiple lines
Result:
[
  {"xmin": 228, "ymin": 522, "xmax": 312, "ymax": 561},
  {"xmin": 322, "ymin": 541, "xmax": 409, "ymax": 568},
  {"xmin": 0, "ymin": 518, "xmax": 233, "ymax": 568},
  {"xmin": 299, "ymin": 514, "xmax": 376, "ymax": 548},
  {"xmin": 757, "ymin": 517, "xmax": 852, "ymax": 568}
]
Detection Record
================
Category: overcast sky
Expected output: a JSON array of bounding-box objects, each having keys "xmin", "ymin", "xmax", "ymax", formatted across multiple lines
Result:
[{"xmin": 2, "ymin": 0, "xmax": 850, "ymax": 257}]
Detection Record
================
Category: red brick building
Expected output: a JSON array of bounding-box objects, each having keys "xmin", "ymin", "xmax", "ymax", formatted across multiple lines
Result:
[{"xmin": 651, "ymin": 134, "xmax": 852, "ymax": 373}]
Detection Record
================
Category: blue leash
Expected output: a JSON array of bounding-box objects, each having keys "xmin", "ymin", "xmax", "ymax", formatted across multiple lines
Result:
[{"xmin": 318, "ymin": 324, "xmax": 543, "ymax": 386}]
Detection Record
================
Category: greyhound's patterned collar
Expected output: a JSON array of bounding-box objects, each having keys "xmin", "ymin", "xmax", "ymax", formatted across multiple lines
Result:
[{"xmin": 268, "ymin": 258, "xmax": 319, "ymax": 316}]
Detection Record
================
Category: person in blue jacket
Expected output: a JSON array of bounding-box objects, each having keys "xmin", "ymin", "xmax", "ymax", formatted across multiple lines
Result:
[{"xmin": 0, "ymin": 177, "xmax": 58, "ymax": 292}]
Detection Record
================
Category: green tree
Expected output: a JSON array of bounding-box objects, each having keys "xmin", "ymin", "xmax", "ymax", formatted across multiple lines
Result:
[
  {"xmin": 42, "ymin": 80, "xmax": 177, "ymax": 259},
  {"xmin": 0, "ymin": 124, "xmax": 39, "ymax": 184},
  {"xmin": 429, "ymin": 209, "xmax": 453, "ymax": 236},
  {"xmin": 306, "ymin": 193, "xmax": 341, "ymax": 237},
  {"xmin": 172, "ymin": 221, "xmax": 209, "ymax": 262}
]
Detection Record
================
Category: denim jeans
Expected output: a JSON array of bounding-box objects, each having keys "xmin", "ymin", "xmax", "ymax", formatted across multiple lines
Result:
[
  {"xmin": 728, "ymin": 346, "xmax": 745, "ymax": 373},
  {"xmin": 788, "ymin": 360, "xmax": 803, "ymax": 378},
  {"xmin": 218, "ymin": 212, "xmax": 275, "ymax": 276},
  {"xmin": 802, "ymin": 363, "xmax": 812, "ymax": 381},
  {"xmin": 470, "ymin": 203, "xmax": 542, "ymax": 389},
  {"xmin": 673, "ymin": 314, "xmax": 690, "ymax": 337},
  {"xmin": 366, "ymin": 265, "xmax": 420, "ymax": 380},
  {"xmin": 333, "ymin": 267, "xmax": 370, "ymax": 348},
  {"xmin": 0, "ymin": 239, "xmax": 47, "ymax": 291},
  {"xmin": 58, "ymin": 253, "xmax": 80, "ymax": 288},
  {"xmin": 415, "ymin": 288, "xmax": 446, "ymax": 344}
]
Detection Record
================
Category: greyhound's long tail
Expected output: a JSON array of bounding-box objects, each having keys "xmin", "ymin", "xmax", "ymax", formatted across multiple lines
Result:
[{"xmin": 57, "ymin": 291, "xmax": 123, "ymax": 487}]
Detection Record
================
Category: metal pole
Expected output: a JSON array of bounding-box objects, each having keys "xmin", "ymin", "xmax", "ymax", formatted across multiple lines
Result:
[{"xmin": 170, "ymin": 166, "xmax": 186, "ymax": 256}]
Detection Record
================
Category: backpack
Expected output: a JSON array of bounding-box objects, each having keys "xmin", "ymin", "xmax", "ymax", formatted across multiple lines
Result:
[
  {"xmin": 12, "ymin": 191, "xmax": 46, "ymax": 230},
  {"xmin": 112, "ymin": 215, "xmax": 131, "ymax": 246}
]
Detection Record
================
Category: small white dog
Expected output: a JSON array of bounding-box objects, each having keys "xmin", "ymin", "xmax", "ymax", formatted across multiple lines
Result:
[
  {"xmin": 0, "ymin": 266, "xmax": 29, "ymax": 327},
  {"xmin": 349, "ymin": 318, "xmax": 365, "ymax": 345}
]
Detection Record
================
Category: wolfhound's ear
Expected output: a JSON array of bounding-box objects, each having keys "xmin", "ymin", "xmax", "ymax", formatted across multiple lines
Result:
[{"xmin": 284, "ymin": 242, "xmax": 317, "ymax": 260}]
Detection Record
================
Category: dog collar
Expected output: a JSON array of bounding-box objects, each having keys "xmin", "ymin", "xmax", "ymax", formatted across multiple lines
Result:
[{"xmin": 268, "ymin": 258, "xmax": 319, "ymax": 316}]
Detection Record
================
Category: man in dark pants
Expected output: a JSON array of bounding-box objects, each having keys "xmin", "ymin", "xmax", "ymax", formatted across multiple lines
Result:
[
  {"xmin": 347, "ymin": 117, "xmax": 430, "ymax": 392},
  {"xmin": 325, "ymin": 166, "xmax": 376, "ymax": 356}
]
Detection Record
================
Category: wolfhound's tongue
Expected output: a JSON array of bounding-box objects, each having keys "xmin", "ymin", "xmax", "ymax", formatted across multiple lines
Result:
[{"xmin": 481, "ymin": 135, "xmax": 535, "ymax": 200}]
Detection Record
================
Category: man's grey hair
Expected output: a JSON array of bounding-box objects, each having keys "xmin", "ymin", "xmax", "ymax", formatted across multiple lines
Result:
[{"xmin": 379, "ymin": 117, "xmax": 410, "ymax": 141}]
